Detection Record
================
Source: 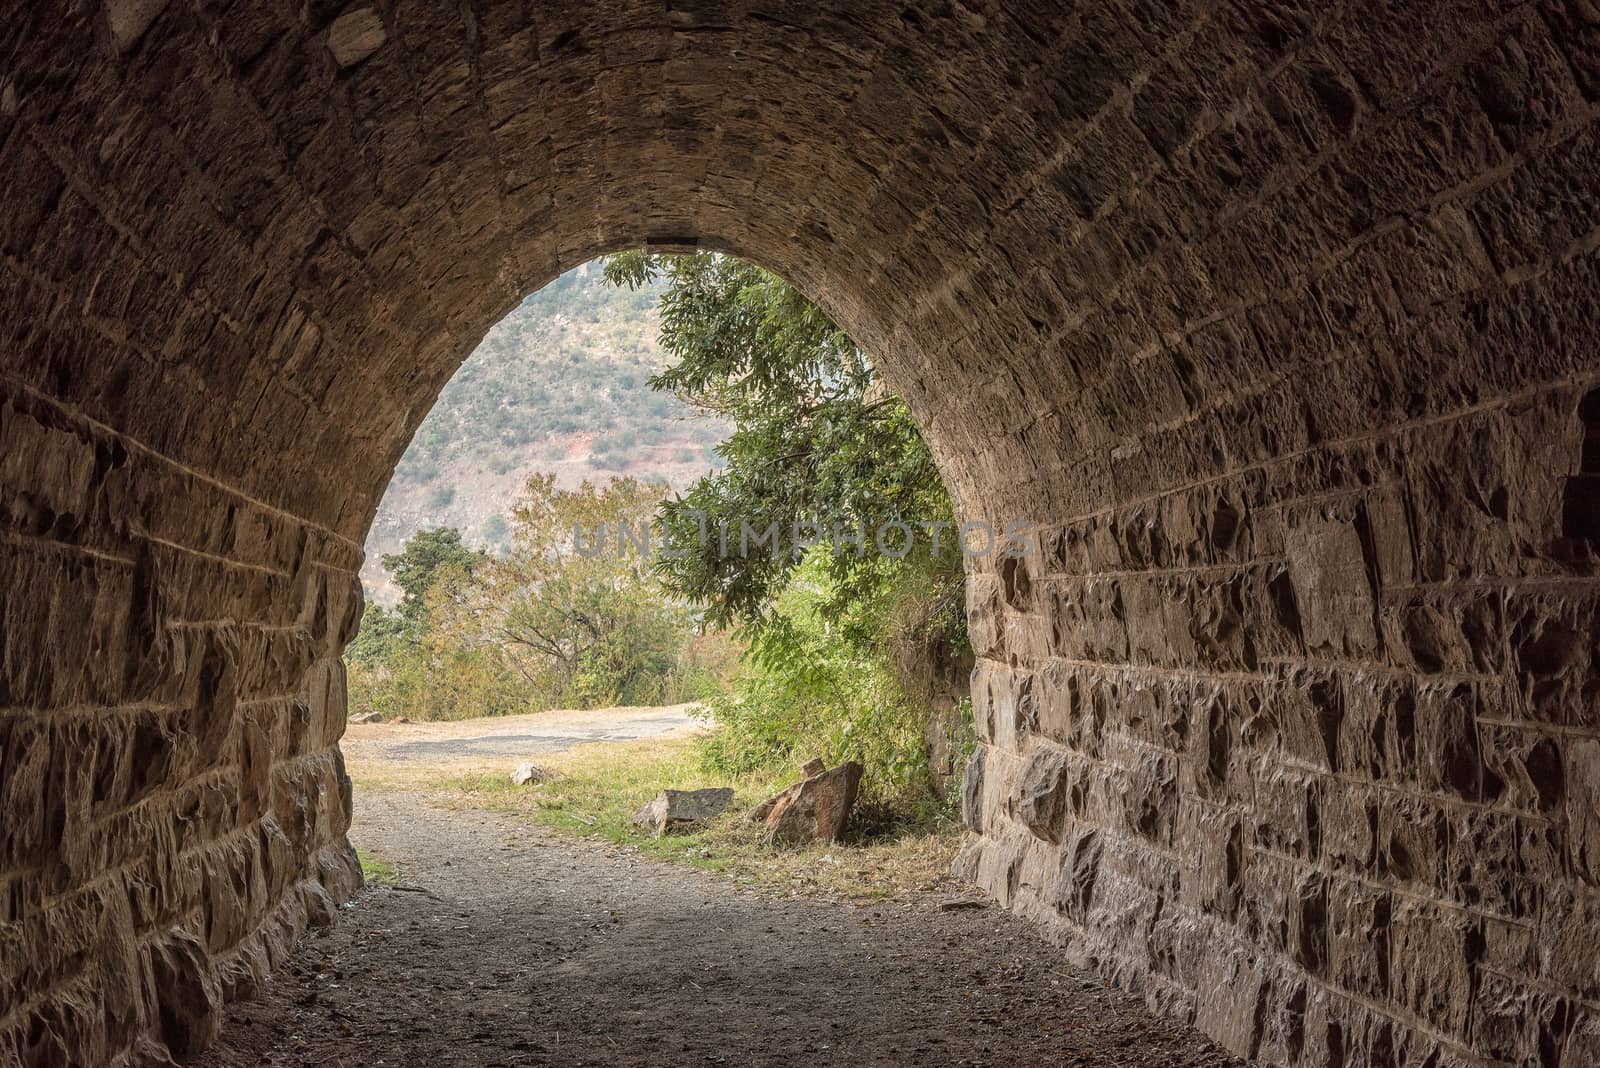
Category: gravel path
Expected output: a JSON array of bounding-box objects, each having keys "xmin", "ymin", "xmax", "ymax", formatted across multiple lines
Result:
[{"xmin": 196, "ymin": 791, "xmax": 1247, "ymax": 1068}]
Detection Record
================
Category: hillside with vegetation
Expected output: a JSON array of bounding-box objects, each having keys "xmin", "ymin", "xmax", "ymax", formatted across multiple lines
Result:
[{"xmin": 362, "ymin": 263, "xmax": 728, "ymax": 602}]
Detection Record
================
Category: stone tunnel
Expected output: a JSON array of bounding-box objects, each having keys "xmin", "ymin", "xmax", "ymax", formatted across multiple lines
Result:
[{"xmin": 2, "ymin": 0, "xmax": 1599, "ymax": 1064}]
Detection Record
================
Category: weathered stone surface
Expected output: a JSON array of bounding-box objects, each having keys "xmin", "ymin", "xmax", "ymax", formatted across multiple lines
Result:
[
  {"xmin": 961, "ymin": 748, "xmax": 986, "ymax": 835},
  {"xmin": 751, "ymin": 757, "xmax": 829, "ymax": 823},
  {"xmin": 1016, "ymin": 747, "xmax": 1072, "ymax": 844},
  {"xmin": 150, "ymin": 931, "xmax": 220, "ymax": 1056},
  {"xmin": 105, "ymin": 0, "xmax": 167, "ymax": 53},
  {"xmin": 632, "ymin": 787, "xmax": 735, "ymax": 835},
  {"xmin": 1, "ymin": 4, "xmax": 1599, "ymax": 1065},
  {"xmin": 510, "ymin": 761, "xmax": 551, "ymax": 787},
  {"xmin": 326, "ymin": 9, "xmax": 386, "ymax": 69},
  {"xmin": 759, "ymin": 762, "xmax": 864, "ymax": 846}
]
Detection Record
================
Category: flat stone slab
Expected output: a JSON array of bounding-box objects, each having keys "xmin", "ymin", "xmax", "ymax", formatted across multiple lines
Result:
[{"xmin": 632, "ymin": 787, "xmax": 736, "ymax": 835}]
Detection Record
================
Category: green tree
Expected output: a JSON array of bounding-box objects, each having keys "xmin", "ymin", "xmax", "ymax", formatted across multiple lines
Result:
[
  {"xmin": 602, "ymin": 251, "xmax": 961, "ymax": 633},
  {"xmin": 696, "ymin": 550, "xmax": 941, "ymax": 806},
  {"xmin": 443, "ymin": 474, "xmax": 703, "ymax": 708},
  {"xmin": 346, "ymin": 528, "xmax": 511, "ymax": 722},
  {"xmin": 345, "ymin": 602, "xmax": 405, "ymax": 665},
  {"xmin": 381, "ymin": 527, "xmax": 488, "ymax": 631}
]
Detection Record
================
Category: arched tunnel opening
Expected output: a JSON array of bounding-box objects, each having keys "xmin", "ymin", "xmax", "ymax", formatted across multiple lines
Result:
[
  {"xmin": 3, "ymin": 1, "xmax": 1600, "ymax": 1065},
  {"xmin": 283, "ymin": 256, "xmax": 1229, "ymax": 1068}
]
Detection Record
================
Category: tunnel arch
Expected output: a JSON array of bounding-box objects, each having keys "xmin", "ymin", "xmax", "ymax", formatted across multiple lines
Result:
[{"xmin": 3, "ymin": 2, "xmax": 1600, "ymax": 1065}]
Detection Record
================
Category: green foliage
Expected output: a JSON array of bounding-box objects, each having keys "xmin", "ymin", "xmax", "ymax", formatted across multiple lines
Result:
[
  {"xmin": 346, "ymin": 640, "xmax": 526, "ymax": 723},
  {"xmin": 345, "ymin": 602, "xmax": 405, "ymax": 665},
  {"xmin": 694, "ymin": 552, "xmax": 940, "ymax": 808},
  {"xmin": 604, "ymin": 251, "xmax": 971, "ymax": 813},
  {"xmin": 381, "ymin": 527, "xmax": 487, "ymax": 631},
  {"xmin": 603, "ymin": 250, "xmax": 962, "ymax": 636},
  {"xmin": 348, "ymin": 486, "xmax": 731, "ymax": 721},
  {"xmin": 478, "ymin": 474, "xmax": 704, "ymax": 708},
  {"xmin": 348, "ymin": 528, "xmax": 524, "ymax": 721}
]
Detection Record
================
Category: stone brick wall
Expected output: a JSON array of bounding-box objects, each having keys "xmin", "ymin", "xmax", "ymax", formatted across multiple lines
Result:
[
  {"xmin": 957, "ymin": 375, "xmax": 1600, "ymax": 1065},
  {"xmin": 0, "ymin": 383, "xmax": 363, "ymax": 1063},
  {"xmin": 946, "ymin": 4, "xmax": 1600, "ymax": 1062},
  {"xmin": 1, "ymin": 1, "xmax": 1598, "ymax": 1064}
]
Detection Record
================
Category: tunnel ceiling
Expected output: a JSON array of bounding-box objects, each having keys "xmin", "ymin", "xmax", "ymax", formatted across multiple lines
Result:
[
  {"xmin": 8, "ymin": 0, "xmax": 1521, "ymax": 538},
  {"xmin": 9, "ymin": 0, "xmax": 1161, "ymax": 536},
  {"xmin": 5, "ymin": 1, "xmax": 1600, "ymax": 1066}
]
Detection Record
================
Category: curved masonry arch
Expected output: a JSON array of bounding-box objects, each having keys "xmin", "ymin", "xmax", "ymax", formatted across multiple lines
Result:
[{"xmin": 2, "ymin": 1, "xmax": 1600, "ymax": 1064}]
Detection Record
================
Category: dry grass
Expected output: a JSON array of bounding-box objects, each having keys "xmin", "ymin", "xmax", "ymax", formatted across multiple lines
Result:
[{"xmin": 360, "ymin": 733, "xmax": 965, "ymax": 901}]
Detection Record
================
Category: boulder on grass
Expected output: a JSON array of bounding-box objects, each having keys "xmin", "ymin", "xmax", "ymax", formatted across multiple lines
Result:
[
  {"xmin": 632, "ymin": 787, "xmax": 735, "ymax": 835},
  {"xmin": 350, "ymin": 711, "xmax": 384, "ymax": 724},
  {"xmin": 753, "ymin": 760, "xmax": 863, "ymax": 845},
  {"xmin": 510, "ymin": 762, "xmax": 552, "ymax": 786}
]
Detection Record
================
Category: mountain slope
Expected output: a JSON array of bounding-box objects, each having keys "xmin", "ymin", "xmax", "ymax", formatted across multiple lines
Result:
[{"xmin": 362, "ymin": 263, "xmax": 726, "ymax": 602}]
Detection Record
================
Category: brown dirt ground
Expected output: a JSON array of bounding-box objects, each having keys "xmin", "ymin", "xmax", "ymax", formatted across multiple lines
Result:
[{"xmin": 194, "ymin": 789, "xmax": 1247, "ymax": 1068}]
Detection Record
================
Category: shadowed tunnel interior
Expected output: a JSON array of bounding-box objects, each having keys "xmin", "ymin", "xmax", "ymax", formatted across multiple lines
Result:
[{"xmin": 2, "ymin": 0, "xmax": 1600, "ymax": 1064}]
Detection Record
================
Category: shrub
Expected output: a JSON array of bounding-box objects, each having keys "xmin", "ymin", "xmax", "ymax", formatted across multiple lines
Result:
[
  {"xmin": 694, "ymin": 552, "xmax": 944, "ymax": 812},
  {"xmin": 347, "ymin": 642, "xmax": 530, "ymax": 722}
]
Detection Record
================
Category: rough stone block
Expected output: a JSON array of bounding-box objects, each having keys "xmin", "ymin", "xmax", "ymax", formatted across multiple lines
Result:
[{"xmin": 1285, "ymin": 511, "xmax": 1378, "ymax": 658}]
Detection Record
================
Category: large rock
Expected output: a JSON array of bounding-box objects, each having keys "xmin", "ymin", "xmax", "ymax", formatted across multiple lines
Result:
[
  {"xmin": 632, "ymin": 788, "xmax": 735, "ymax": 834},
  {"xmin": 754, "ymin": 760, "xmax": 863, "ymax": 845},
  {"xmin": 750, "ymin": 757, "xmax": 827, "ymax": 822},
  {"xmin": 1016, "ymin": 748, "xmax": 1072, "ymax": 844}
]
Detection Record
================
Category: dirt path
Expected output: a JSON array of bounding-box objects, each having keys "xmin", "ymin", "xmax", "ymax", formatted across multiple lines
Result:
[
  {"xmin": 343, "ymin": 703, "xmax": 702, "ymax": 765},
  {"xmin": 197, "ymin": 790, "xmax": 1245, "ymax": 1068}
]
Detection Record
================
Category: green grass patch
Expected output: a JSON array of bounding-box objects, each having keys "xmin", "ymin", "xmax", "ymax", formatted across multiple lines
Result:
[
  {"xmin": 433, "ymin": 735, "xmax": 963, "ymax": 900},
  {"xmin": 357, "ymin": 848, "xmax": 398, "ymax": 886}
]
